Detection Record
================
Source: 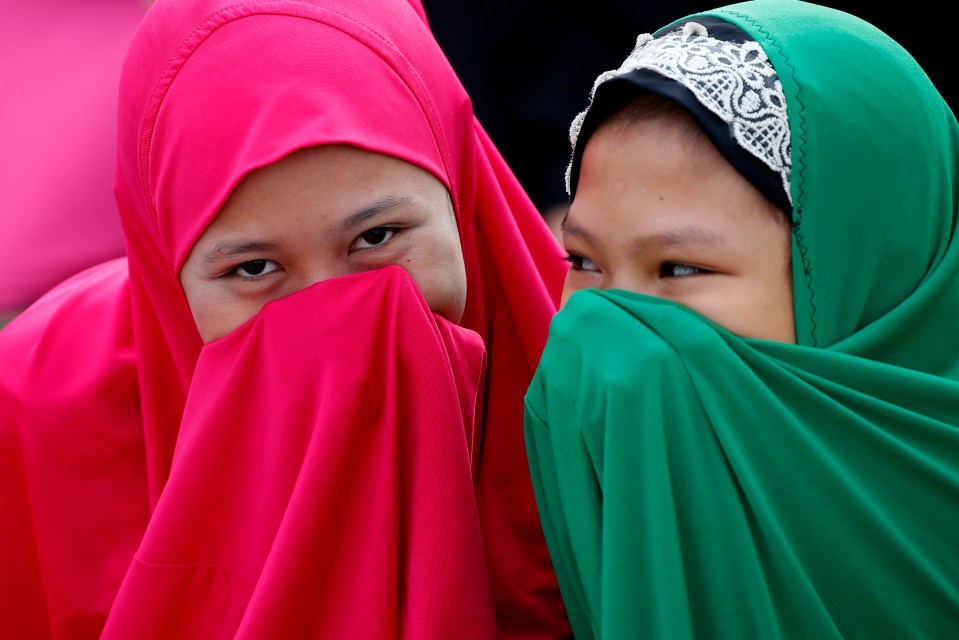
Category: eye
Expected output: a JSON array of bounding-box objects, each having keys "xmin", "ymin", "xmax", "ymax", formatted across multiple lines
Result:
[
  {"xmin": 564, "ymin": 253, "xmax": 600, "ymax": 273},
  {"xmin": 660, "ymin": 262, "xmax": 708, "ymax": 278},
  {"xmin": 229, "ymin": 259, "xmax": 280, "ymax": 279},
  {"xmin": 353, "ymin": 227, "xmax": 398, "ymax": 250}
]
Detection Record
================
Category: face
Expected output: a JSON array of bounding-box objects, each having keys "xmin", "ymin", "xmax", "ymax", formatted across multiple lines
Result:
[
  {"xmin": 562, "ymin": 115, "xmax": 796, "ymax": 343},
  {"xmin": 180, "ymin": 145, "xmax": 466, "ymax": 342}
]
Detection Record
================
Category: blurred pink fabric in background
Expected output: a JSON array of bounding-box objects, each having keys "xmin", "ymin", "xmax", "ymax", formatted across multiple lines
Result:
[{"xmin": 0, "ymin": 0, "xmax": 147, "ymax": 313}]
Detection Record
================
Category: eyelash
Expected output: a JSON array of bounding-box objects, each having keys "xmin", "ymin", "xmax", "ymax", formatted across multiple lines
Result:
[
  {"xmin": 564, "ymin": 253, "xmax": 597, "ymax": 271},
  {"xmin": 351, "ymin": 226, "xmax": 401, "ymax": 251},
  {"xmin": 564, "ymin": 255, "xmax": 710, "ymax": 278},
  {"xmin": 660, "ymin": 262, "xmax": 709, "ymax": 278},
  {"xmin": 226, "ymin": 259, "xmax": 278, "ymax": 280},
  {"xmin": 224, "ymin": 226, "xmax": 403, "ymax": 280}
]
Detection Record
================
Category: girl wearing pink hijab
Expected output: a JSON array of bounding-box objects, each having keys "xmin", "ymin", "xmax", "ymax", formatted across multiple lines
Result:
[{"xmin": 0, "ymin": 0, "xmax": 570, "ymax": 638}]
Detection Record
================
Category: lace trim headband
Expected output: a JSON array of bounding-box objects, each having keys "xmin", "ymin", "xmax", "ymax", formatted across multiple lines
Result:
[{"xmin": 566, "ymin": 21, "xmax": 791, "ymax": 207}]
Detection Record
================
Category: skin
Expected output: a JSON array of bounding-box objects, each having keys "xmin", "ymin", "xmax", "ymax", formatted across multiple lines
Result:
[
  {"xmin": 180, "ymin": 144, "xmax": 466, "ymax": 343},
  {"xmin": 562, "ymin": 114, "xmax": 796, "ymax": 343}
]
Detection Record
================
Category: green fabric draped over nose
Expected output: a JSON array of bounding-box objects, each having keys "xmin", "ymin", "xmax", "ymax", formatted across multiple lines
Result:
[
  {"xmin": 525, "ymin": 0, "xmax": 959, "ymax": 638},
  {"xmin": 526, "ymin": 293, "xmax": 959, "ymax": 638}
]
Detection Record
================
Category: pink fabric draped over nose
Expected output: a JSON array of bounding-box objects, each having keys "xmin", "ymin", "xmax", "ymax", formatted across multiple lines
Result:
[
  {"xmin": 101, "ymin": 267, "xmax": 498, "ymax": 639},
  {"xmin": 0, "ymin": 0, "xmax": 570, "ymax": 637}
]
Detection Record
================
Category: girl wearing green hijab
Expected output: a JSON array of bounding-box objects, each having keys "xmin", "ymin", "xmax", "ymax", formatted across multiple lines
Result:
[{"xmin": 524, "ymin": 0, "xmax": 959, "ymax": 637}]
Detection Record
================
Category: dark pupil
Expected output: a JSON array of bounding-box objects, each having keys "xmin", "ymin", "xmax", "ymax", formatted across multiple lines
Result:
[
  {"xmin": 242, "ymin": 259, "xmax": 267, "ymax": 275},
  {"xmin": 362, "ymin": 228, "xmax": 388, "ymax": 245}
]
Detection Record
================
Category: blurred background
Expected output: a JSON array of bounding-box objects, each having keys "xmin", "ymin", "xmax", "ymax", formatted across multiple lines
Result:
[
  {"xmin": 1, "ymin": 0, "xmax": 150, "ymax": 325},
  {"xmin": 424, "ymin": 0, "xmax": 956, "ymax": 239},
  {"xmin": 2, "ymin": 0, "xmax": 953, "ymax": 325}
]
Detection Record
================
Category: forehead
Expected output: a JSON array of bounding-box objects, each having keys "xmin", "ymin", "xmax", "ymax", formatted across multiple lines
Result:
[
  {"xmin": 570, "ymin": 117, "xmax": 782, "ymax": 239},
  {"xmin": 577, "ymin": 115, "xmax": 732, "ymax": 200},
  {"xmin": 239, "ymin": 145, "xmax": 446, "ymax": 201},
  {"xmin": 205, "ymin": 145, "xmax": 452, "ymax": 233}
]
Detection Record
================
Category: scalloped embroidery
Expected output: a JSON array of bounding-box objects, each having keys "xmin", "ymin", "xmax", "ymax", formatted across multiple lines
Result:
[{"xmin": 567, "ymin": 22, "xmax": 791, "ymax": 202}]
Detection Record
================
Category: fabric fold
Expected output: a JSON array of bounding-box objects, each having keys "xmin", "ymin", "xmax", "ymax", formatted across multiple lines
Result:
[
  {"xmin": 101, "ymin": 266, "xmax": 496, "ymax": 639},
  {"xmin": 0, "ymin": 0, "xmax": 569, "ymax": 636},
  {"xmin": 526, "ymin": 2, "xmax": 959, "ymax": 636},
  {"xmin": 527, "ymin": 290, "xmax": 959, "ymax": 639}
]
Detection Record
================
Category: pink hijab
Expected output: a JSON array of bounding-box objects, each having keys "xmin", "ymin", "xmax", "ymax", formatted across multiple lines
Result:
[{"xmin": 0, "ymin": 0, "xmax": 570, "ymax": 637}]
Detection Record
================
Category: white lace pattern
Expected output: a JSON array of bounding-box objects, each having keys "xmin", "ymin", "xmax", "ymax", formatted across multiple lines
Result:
[{"xmin": 567, "ymin": 22, "xmax": 791, "ymax": 201}]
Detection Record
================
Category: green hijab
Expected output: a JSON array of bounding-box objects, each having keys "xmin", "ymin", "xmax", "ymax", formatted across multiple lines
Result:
[{"xmin": 525, "ymin": 1, "xmax": 959, "ymax": 638}]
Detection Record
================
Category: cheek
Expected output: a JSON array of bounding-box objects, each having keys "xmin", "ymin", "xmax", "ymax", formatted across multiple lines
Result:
[
  {"xmin": 561, "ymin": 270, "xmax": 596, "ymax": 308},
  {"xmin": 402, "ymin": 234, "xmax": 467, "ymax": 322},
  {"xmin": 560, "ymin": 285, "xmax": 574, "ymax": 310},
  {"xmin": 191, "ymin": 299, "xmax": 248, "ymax": 343},
  {"xmin": 684, "ymin": 281, "xmax": 795, "ymax": 343},
  {"xmin": 182, "ymin": 281, "xmax": 261, "ymax": 343},
  {"xmin": 743, "ymin": 238, "xmax": 795, "ymax": 342},
  {"xmin": 758, "ymin": 272, "xmax": 796, "ymax": 343}
]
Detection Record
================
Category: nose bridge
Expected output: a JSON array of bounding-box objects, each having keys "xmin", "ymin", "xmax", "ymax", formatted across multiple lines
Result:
[
  {"xmin": 607, "ymin": 266, "xmax": 650, "ymax": 296},
  {"xmin": 302, "ymin": 258, "xmax": 353, "ymax": 290}
]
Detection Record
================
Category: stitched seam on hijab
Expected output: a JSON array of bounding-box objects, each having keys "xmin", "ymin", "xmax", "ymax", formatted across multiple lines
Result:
[
  {"xmin": 133, "ymin": 553, "xmax": 256, "ymax": 589},
  {"xmin": 721, "ymin": 9, "xmax": 818, "ymax": 346},
  {"xmin": 294, "ymin": 3, "xmax": 454, "ymax": 192},
  {"xmin": 523, "ymin": 397, "xmax": 549, "ymax": 429},
  {"xmin": 136, "ymin": 1, "xmax": 453, "ymax": 270}
]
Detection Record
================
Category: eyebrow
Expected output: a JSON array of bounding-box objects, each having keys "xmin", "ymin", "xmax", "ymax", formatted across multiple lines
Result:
[
  {"xmin": 203, "ymin": 240, "xmax": 278, "ymax": 264},
  {"xmin": 341, "ymin": 195, "xmax": 416, "ymax": 232},
  {"xmin": 201, "ymin": 195, "xmax": 418, "ymax": 264},
  {"xmin": 562, "ymin": 212, "xmax": 724, "ymax": 250},
  {"xmin": 561, "ymin": 212, "xmax": 597, "ymax": 244},
  {"xmin": 633, "ymin": 225, "xmax": 725, "ymax": 251}
]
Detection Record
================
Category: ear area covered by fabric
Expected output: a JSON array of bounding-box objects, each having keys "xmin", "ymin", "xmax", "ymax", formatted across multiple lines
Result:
[
  {"xmin": 701, "ymin": 0, "xmax": 959, "ymax": 356},
  {"xmin": 100, "ymin": 266, "xmax": 497, "ymax": 639},
  {"xmin": 531, "ymin": 0, "xmax": 959, "ymax": 637},
  {"xmin": 525, "ymin": 289, "xmax": 959, "ymax": 639}
]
